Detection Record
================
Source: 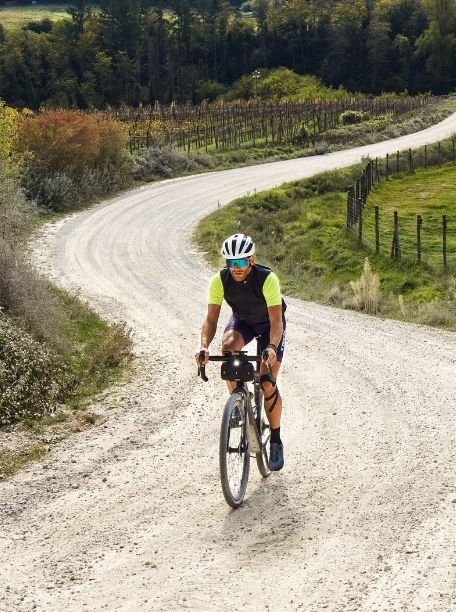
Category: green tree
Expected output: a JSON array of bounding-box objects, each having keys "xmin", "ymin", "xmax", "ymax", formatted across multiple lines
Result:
[{"xmin": 416, "ymin": 0, "xmax": 456, "ymax": 91}]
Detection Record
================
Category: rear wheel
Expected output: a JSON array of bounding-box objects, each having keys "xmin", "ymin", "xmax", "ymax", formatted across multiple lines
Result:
[
  {"xmin": 219, "ymin": 391, "xmax": 250, "ymax": 508},
  {"xmin": 255, "ymin": 388, "xmax": 271, "ymax": 478}
]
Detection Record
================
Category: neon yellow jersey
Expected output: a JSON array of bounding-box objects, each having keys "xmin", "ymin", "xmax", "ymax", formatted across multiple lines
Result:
[{"xmin": 208, "ymin": 264, "xmax": 284, "ymax": 325}]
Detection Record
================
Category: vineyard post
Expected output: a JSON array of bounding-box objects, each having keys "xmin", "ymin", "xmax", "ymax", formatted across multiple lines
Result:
[
  {"xmin": 417, "ymin": 214, "xmax": 422, "ymax": 262},
  {"xmin": 358, "ymin": 199, "xmax": 363, "ymax": 244},
  {"xmin": 375, "ymin": 206, "xmax": 380, "ymax": 255},
  {"xmin": 443, "ymin": 214, "xmax": 447, "ymax": 270}
]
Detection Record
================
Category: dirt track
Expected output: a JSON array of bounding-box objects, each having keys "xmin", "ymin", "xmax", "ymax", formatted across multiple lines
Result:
[{"xmin": 2, "ymin": 115, "xmax": 456, "ymax": 611}]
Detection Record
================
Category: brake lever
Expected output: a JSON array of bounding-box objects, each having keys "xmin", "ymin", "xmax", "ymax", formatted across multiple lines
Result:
[{"xmin": 198, "ymin": 350, "xmax": 209, "ymax": 382}]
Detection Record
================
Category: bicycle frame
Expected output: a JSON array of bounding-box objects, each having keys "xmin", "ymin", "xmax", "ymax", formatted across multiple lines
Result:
[{"xmin": 198, "ymin": 338, "xmax": 272, "ymax": 455}]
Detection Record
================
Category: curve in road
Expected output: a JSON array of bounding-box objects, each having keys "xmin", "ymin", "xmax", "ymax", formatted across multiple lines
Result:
[{"xmin": 2, "ymin": 113, "xmax": 456, "ymax": 611}]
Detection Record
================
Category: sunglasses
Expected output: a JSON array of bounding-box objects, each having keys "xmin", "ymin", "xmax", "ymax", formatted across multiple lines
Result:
[{"xmin": 226, "ymin": 257, "xmax": 250, "ymax": 269}]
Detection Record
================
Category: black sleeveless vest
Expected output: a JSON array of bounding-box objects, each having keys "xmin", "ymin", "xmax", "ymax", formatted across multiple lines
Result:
[{"xmin": 220, "ymin": 263, "xmax": 286, "ymax": 325}]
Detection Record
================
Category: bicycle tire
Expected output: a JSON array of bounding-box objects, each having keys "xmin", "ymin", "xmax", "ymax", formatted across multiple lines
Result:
[
  {"xmin": 255, "ymin": 389, "xmax": 271, "ymax": 478},
  {"xmin": 219, "ymin": 391, "xmax": 250, "ymax": 508}
]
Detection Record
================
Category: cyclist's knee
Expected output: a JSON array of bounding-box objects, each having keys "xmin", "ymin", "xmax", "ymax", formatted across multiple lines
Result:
[{"xmin": 221, "ymin": 331, "xmax": 243, "ymax": 353}]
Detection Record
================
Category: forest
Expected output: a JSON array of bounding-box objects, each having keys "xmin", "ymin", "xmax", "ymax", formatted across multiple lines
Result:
[{"xmin": 0, "ymin": 0, "xmax": 455, "ymax": 109}]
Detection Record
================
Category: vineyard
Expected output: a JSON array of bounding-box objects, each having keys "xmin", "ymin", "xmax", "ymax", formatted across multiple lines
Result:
[{"xmin": 105, "ymin": 96, "xmax": 433, "ymax": 154}]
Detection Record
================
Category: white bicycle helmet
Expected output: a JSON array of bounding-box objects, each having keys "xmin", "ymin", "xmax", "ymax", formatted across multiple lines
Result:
[{"xmin": 221, "ymin": 234, "xmax": 255, "ymax": 259}]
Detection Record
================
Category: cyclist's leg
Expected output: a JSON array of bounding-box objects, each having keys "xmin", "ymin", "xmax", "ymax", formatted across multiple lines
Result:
[
  {"xmin": 259, "ymin": 361, "xmax": 282, "ymax": 428},
  {"xmin": 222, "ymin": 315, "xmax": 254, "ymax": 393},
  {"xmin": 257, "ymin": 315, "xmax": 286, "ymax": 428}
]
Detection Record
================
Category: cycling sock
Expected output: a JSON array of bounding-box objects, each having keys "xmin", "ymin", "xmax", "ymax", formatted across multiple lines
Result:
[{"xmin": 270, "ymin": 427, "xmax": 281, "ymax": 444}]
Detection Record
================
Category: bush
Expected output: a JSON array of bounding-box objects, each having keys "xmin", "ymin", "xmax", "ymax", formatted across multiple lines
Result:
[
  {"xmin": 132, "ymin": 145, "xmax": 215, "ymax": 181},
  {"xmin": 17, "ymin": 110, "xmax": 132, "ymax": 210},
  {"xmin": 0, "ymin": 314, "xmax": 66, "ymax": 426},
  {"xmin": 23, "ymin": 158, "xmax": 133, "ymax": 211},
  {"xmin": 340, "ymin": 110, "xmax": 368, "ymax": 125}
]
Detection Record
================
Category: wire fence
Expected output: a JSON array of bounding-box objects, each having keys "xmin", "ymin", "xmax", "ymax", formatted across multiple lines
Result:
[{"xmin": 346, "ymin": 136, "xmax": 456, "ymax": 271}]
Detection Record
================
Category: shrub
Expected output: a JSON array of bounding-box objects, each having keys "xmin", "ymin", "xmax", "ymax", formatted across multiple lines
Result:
[
  {"xmin": 17, "ymin": 110, "xmax": 131, "ymax": 210},
  {"xmin": 0, "ymin": 314, "xmax": 66, "ymax": 426},
  {"xmin": 23, "ymin": 158, "xmax": 133, "ymax": 211},
  {"xmin": 340, "ymin": 110, "xmax": 368, "ymax": 125},
  {"xmin": 132, "ymin": 145, "xmax": 215, "ymax": 181},
  {"xmin": 17, "ymin": 110, "xmax": 127, "ymax": 175}
]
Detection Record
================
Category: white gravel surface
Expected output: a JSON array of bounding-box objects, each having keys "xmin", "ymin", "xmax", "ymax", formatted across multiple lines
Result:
[{"xmin": 2, "ymin": 114, "xmax": 456, "ymax": 611}]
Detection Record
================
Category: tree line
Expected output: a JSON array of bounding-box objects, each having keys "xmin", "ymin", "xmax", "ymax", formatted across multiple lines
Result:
[{"xmin": 0, "ymin": 0, "xmax": 455, "ymax": 110}]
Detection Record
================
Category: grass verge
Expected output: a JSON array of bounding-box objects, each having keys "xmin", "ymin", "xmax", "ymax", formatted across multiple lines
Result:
[{"xmin": 194, "ymin": 161, "xmax": 456, "ymax": 330}]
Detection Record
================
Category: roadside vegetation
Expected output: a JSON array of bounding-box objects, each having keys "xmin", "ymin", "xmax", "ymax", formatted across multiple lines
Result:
[
  {"xmin": 0, "ymin": 101, "xmax": 133, "ymax": 478},
  {"xmin": 194, "ymin": 157, "xmax": 456, "ymax": 330}
]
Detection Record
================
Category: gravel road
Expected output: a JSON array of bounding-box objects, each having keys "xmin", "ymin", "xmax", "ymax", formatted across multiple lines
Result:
[{"xmin": 2, "ymin": 114, "xmax": 456, "ymax": 611}]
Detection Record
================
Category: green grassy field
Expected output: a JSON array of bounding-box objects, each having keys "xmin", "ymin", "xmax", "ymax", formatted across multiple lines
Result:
[
  {"xmin": 365, "ymin": 164, "xmax": 456, "ymax": 271},
  {"xmin": 194, "ymin": 162, "xmax": 456, "ymax": 329},
  {"xmin": 0, "ymin": 3, "xmax": 98, "ymax": 28}
]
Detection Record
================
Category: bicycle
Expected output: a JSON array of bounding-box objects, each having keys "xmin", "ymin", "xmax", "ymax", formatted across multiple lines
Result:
[{"xmin": 198, "ymin": 341, "xmax": 275, "ymax": 508}]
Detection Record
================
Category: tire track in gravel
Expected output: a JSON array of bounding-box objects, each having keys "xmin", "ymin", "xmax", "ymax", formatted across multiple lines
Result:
[{"xmin": 1, "ymin": 113, "xmax": 456, "ymax": 611}]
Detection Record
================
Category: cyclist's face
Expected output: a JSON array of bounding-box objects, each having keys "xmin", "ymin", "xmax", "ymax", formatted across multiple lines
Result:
[{"xmin": 228, "ymin": 255, "xmax": 255, "ymax": 281}]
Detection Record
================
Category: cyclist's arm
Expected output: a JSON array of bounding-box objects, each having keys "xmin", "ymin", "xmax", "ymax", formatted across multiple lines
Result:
[
  {"xmin": 201, "ymin": 304, "xmax": 221, "ymax": 349},
  {"xmin": 268, "ymin": 305, "xmax": 283, "ymax": 348},
  {"xmin": 263, "ymin": 272, "xmax": 283, "ymax": 353},
  {"xmin": 201, "ymin": 273, "xmax": 224, "ymax": 349}
]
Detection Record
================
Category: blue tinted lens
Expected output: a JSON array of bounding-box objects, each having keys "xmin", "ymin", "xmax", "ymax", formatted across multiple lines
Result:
[{"xmin": 227, "ymin": 258, "xmax": 249, "ymax": 268}]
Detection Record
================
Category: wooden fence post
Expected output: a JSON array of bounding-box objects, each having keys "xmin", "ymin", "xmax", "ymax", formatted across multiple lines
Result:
[
  {"xmin": 358, "ymin": 199, "xmax": 363, "ymax": 244},
  {"xmin": 386, "ymin": 153, "xmax": 389, "ymax": 179},
  {"xmin": 375, "ymin": 206, "xmax": 380, "ymax": 255},
  {"xmin": 438, "ymin": 141, "xmax": 441, "ymax": 165},
  {"xmin": 453, "ymin": 138, "xmax": 455, "ymax": 165},
  {"xmin": 443, "ymin": 214, "xmax": 447, "ymax": 270},
  {"xmin": 391, "ymin": 210, "xmax": 401, "ymax": 260},
  {"xmin": 424, "ymin": 145, "xmax": 427, "ymax": 169},
  {"xmin": 396, "ymin": 150, "xmax": 400, "ymax": 173},
  {"xmin": 417, "ymin": 214, "xmax": 422, "ymax": 262}
]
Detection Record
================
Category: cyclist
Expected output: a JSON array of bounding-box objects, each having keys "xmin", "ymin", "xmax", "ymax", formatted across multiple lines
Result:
[{"xmin": 196, "ymin": 233, "xmax": 286, "ymax": 471}]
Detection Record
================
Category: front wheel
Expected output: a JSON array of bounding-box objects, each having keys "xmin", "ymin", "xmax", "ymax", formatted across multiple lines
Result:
[
  {"xmin": 255, "ymin": 388, "xmax": 271, "ymax": 478},
  {"xmin": 219, "ymin": 391, "xmax": 250, "ymax": 508}
]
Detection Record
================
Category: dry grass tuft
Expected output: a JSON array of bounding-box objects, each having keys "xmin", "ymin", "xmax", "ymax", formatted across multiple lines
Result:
[{"xmin": 349, "ymin": 257, "xmax": 380, "ymax": 314}]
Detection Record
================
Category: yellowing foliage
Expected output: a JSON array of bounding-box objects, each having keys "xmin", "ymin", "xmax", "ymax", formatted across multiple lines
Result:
[
  {"xmin": 17, "ymin": 110, "xmax": 128, "ymax": 175},
  {"xmin": 0, "ymin": 100, "xmax": 20, "ymax": 162}
]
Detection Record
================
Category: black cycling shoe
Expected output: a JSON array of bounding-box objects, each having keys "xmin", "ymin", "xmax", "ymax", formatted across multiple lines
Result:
[{"xmin": 269, "ymin": 442, "xmax": 284, "ymax": 471}]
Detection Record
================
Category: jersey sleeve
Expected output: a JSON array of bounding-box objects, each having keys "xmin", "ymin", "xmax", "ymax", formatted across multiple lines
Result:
[
  {"xmin": 208, "ymin": 272, "xmax": 224, "ymax": 305},
  {"xmin": 262, "ymin": 272, "xmax": 282, "ymax": 307}
]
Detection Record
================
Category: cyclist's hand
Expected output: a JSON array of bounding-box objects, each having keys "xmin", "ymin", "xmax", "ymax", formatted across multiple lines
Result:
[
  {"xmin": 195, "ymin": 348, "xmax": 209, "ymax": 366},
  {"xmin": 263, "ymin": 347, "xmax": 277, "ymax": 366}
]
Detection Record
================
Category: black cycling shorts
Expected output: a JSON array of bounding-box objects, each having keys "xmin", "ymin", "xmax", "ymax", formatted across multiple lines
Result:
[{"xmin": 223, "ymin": 313, "xmax": 286, "ymax": 362}]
